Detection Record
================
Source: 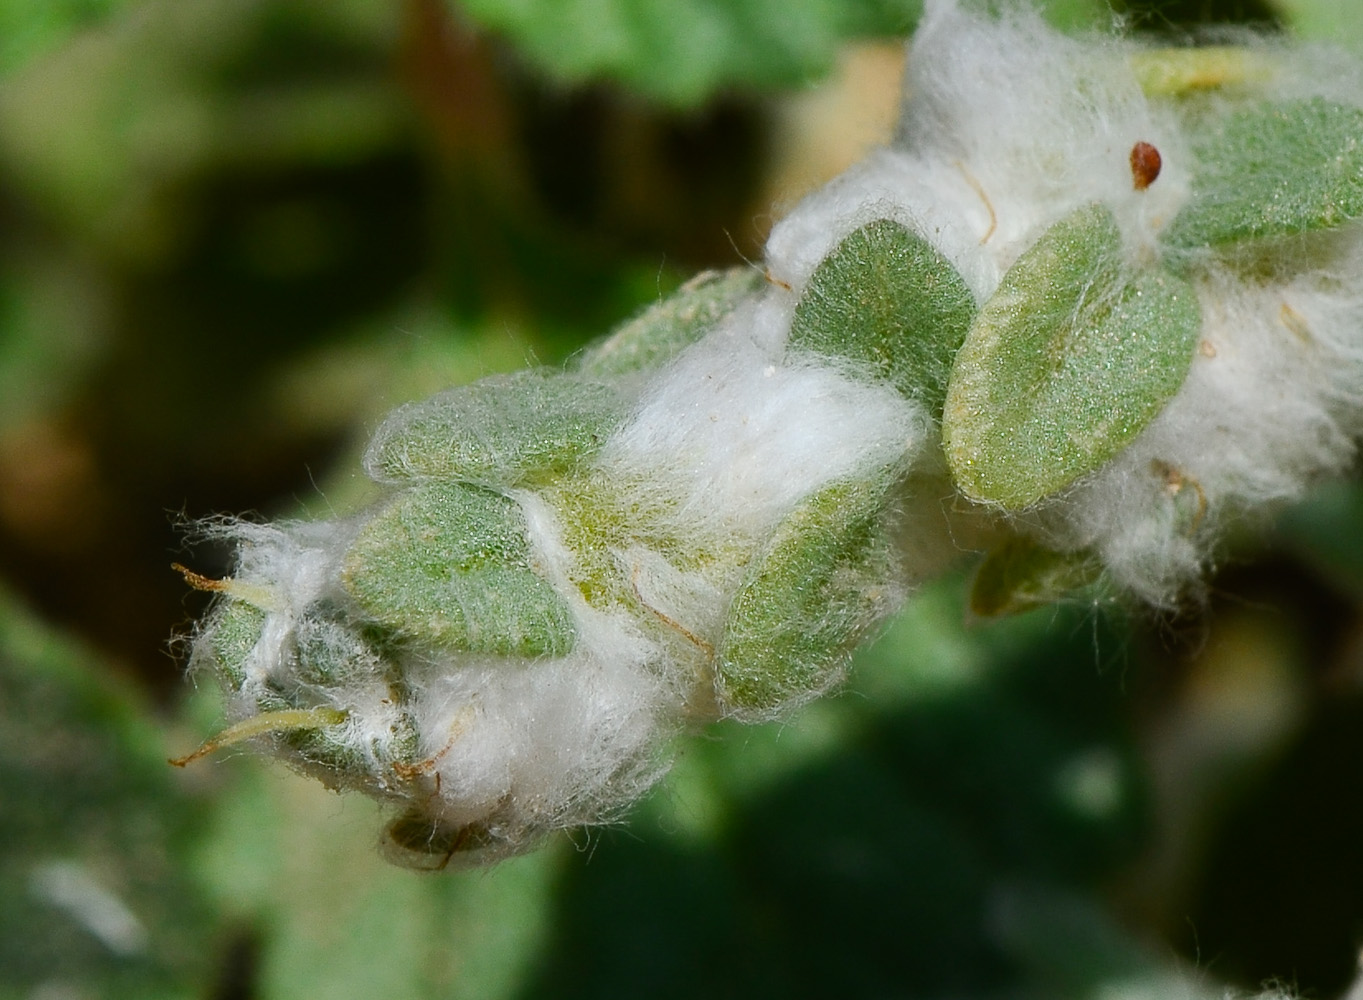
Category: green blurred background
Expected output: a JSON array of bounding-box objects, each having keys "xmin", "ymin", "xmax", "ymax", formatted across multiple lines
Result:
[{"xmin": 5, "ymin": 1, "xmax": 1363, "ymax": 997}]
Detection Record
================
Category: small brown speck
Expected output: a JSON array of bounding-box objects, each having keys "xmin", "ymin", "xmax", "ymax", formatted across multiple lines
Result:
[
  {"xmin": 1130, "ymin": 141, "xmax": 1162, "ymax": 191},
  {"xmin": 1199, "ymin": 340, "xmax": 1217, "ymax": 358}
]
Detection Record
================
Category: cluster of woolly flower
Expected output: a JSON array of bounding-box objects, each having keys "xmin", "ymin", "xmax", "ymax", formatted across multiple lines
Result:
[
  {"xmin": 184, "ymin": 1, "xmax": 1363, "ymax": 864},
  {"xmin": 185, "ymin": 283, "xmax": 923, "ymax": 864}
]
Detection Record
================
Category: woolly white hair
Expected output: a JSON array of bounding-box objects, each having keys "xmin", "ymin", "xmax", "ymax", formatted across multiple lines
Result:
[
  {"xmin": 186, "ymin": 0, "xmax": 1363, "ymax": 863},
  {"xmin": 1039, "ymin": 245, "xmax": 1363, "ymax": 601},
  {"xmin": 771, "ymin": 0, "xmax": 1363, "ymax": 603},
  {"xmin": 189, "ymin": 292, "xmax": 926, "ymax": 861}
]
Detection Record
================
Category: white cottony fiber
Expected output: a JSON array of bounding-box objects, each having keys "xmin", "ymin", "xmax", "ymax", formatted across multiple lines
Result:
[
  {"xmin": 876, "ymin": 0, "xmax": 1363, "ymax": 604},
  {"xmin": 1041, "ymin": 249, "xmax": 1363, "ymax": 601},
  {"xmin": 898, "ymin": 1, "xmax": 1191, "ymax": 262},
  {"xmin": 190, "ymin": 297, "xmax": 926, "ymax": 861},
  {"xmin": 187, "ymin": 0, "xmax": 1363, "ymax": 862},
  {"xmin": 600, "ymin": 308, "xmax": 925, "ymax": 545}
]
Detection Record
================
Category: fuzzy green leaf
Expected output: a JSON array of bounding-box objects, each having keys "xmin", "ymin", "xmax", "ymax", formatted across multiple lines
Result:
[
  {"xmin": 343, "ymin": 483, "xmax": 576, "ymax": 657},
  {"xmin": 247, "ymin": 692, "xmax": 372, "ymax": 781},
  {"xmin": 203, "ymin": 599, "xmax": 268, "ymax": 690},
  {"xmin": 716, "ymin": 479, "xmax": 894, "ymax": 715},
  {"xmin": 788, "ymin": 218, "xmax": 976, "ymax": 412},
  {"xmin": 292, "ymin": 617, "xmax": 384, "ymax": 689},
  {"xmin": 944, "ymin": 204, "xmax": 1200, "ymax": 509},
  {"xmin": 363, "ymin": 369, "xmax": 629, "ymax": 487},
  {"xmin": 1164, "ymin": 98, "xmax": 1363, "ymax": 249},
  {"xmin": 577, "ymin": 267, "xmax": 763, "ymax": 376},
  {"xmin": 970, "ymin": 537, "xmax": 1103, "ymax": 617}
]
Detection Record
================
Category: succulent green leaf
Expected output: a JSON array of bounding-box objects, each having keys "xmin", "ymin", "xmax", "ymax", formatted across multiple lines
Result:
[
  {"xmin": 576, "ymin": 267, "xmax": 763, "ymax": 376},
  {"xmin": 788, "ymin": 218, "xmax": 976, "ymax": 412},
  {"xmin": 364, "ymin": 369, "xmax": 629, "ymax": 487},
  {"xmin": 716, "ymin": 478, "xmax": 894, "ymax": 715},
  {"xmin": 343, "ymin": 483, "xmax": 576, "ymax": 658},
  {"xmin": 1163, "ymin": 98, "xmax": 1363, "ymax": 250},
  {"xmin": 943, "ymin": 204, "xmax": 1201, "ymax": 509},
  {"xmin": 970, "ymin": 537, "xmax": 1103, "ymax": 617}
]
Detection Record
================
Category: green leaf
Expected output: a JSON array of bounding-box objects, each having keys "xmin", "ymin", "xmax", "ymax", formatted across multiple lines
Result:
[
  {"xmin": 943, "ymin": 204, "xmax": 1201, "ymax": 509},
  {"xmin": 452, "ymin": 0, "xmax": 923, "ymax": 107},
  {"xmin": 195, "ymin": 696, "xmax": 375, "ymax": 781},
  {"xmin": 363, "ymin": 369, "xmax": 629, "ymax": 487},
  {"xmin": 291, "ymin": 617, "xmax": 383, "ymax": 688},
  {"xmin": 342, "ymin": 482, "xmax": 576, "ymax": 657},
  {"xmin": 576, "ymin": 267, "xmax": 762, "ymax": 377},
  {"xmin": 788, "ymin": 218, "xmax": 976, "ymax": 412},
  {"xmin": 1038, "ymin": 0, "xmax": 1128, "ymax": 30},
  {"xmin": 193, "ymin": 761, "xmax": 562, "ymax": 1000},
  {"xmin": 0, "ymin": 2, "xmax": 406, "ymax": 266},
  {"xmin": 1163, "ymin": 98, "xmax": 1363, "ymax": 250},
  {"xmin": 202, "ymin": 599, "xmax": 267, "ymax": 690},
  {"xmin": 0, "ymin": 585, "xmax": 218, "ymax": 999},
  {"xmin": 969, "ymin": 537, "xmax": 1103, "ymax": 617},
  {"xmin": 452, "ymin": 0, "xmax": 1112, "ymax": 105},
  {"xmin": 715, "ymin": 478, "xmax": 894, "ymax": 715},
  {"xmin": 537, "ymin": 595, "xmax": 1148, "ymax": 1000},
  {"xmin": 277, "ymin": 713, "xmax": 383, "ymax": 780}
]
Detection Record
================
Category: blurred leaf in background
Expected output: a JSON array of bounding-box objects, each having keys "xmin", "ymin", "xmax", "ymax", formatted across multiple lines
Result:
[
  {"xmin": 1273, "ymin": 0, "xmax": 1363, "ymax": 49},
  {"xmin": 0, "ymin": 585, "xmax": 218, "ymax": 999},
  {"xmin": 518, "ymin": 582, "xmax": 1152, "ymax": 999},
  {"xmin": 445, "ymin": 0, "xmax": 927, "ymax": 106},
  {"xmin": 0, "ymin": 0, "xmax": 130, "ymax": 76}
]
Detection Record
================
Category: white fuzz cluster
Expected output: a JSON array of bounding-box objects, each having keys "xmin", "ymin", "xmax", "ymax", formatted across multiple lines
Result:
[
  {"xmin": 770, "ymin": 2, "xmax": 1363, "ymax": 604},
  {"xmin": 185, "ymin": 0, "xmax": 1363, "ymax": 863},
  {"xmin": 187, "ymin": 278, "xmax": 924, "ymax": 864}
]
